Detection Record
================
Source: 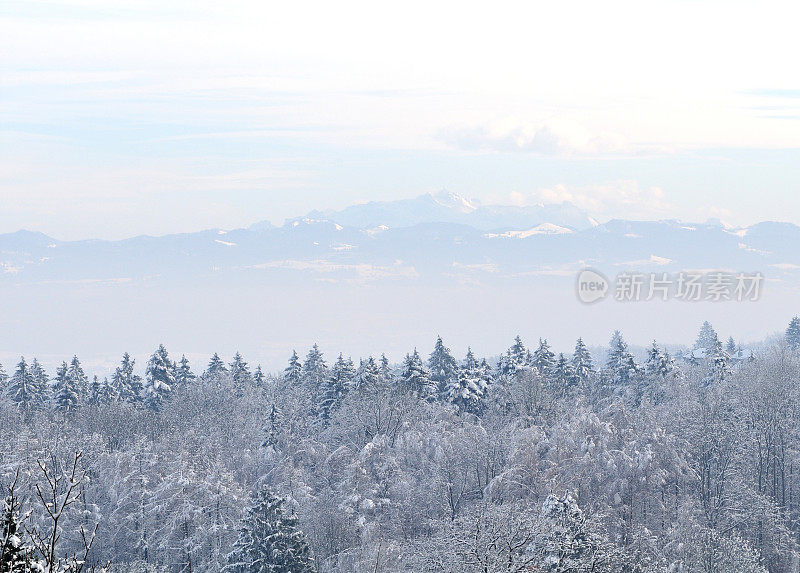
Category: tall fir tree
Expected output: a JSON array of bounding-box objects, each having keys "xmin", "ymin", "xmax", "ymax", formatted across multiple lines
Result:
[
  {"xmin": 694, "ymin": 321, "xmax": 719, "ymax": 353},
  {"xmin": 571, "ymin": 338, "xmax": 595, "ymax": 387},
  {"xmin": 144, "ymin": 344, "xmax": 175, "ymax": 412},
  {"xmin": 399, "ymin": 349, "xmax": 435, "ymax": 400},
  {"xmin": 605, "ymin": 331, "xmax": 641, "ymax": 387},
  {"xmin": 532, "ymin": 338, "xmax": 556, "ymax": 377},
  {"xmin": 447, "ymin": 348, "xmax": 488, "ymax": 415},
  {"xmin": 318, "ymin": 354, "xmax": 355, "ymax": 422},
  {"xmin": 498, "ymin": 335, "xmax": 528, "ymax": 377},
  {"xmin": 29, "ymin": 358, "xmax": 50, "ymax": 406},
  {"xmin": 253, "ymin": 365, "xmax": 266, "ymax": 387},
  {"xmin": 284, "ymin": 351, "xmax": 302, "ymax": 386},
  {"xmin": 725, "ymin": 336, "xmax": 738, "ymax": 356},
  {"xmin": 230, "ymin": 352, "xmax": 253, "ymax": 389},
  {"xmin": 7, "ymin": 357, "xmax": 45, "ymax": 413},
  {"xmin": 206, "ymin": 353, "xmax": 228, "ymax": 379},
  {"xmin": 354, "ymin": 356, "xmax": 381, "ymax": 391},
  {"xmin": 786, "ymin": 316, "xmax": 800, "ymax": 351},
  {"xmin": 52, "ymin": 361, "xmax": 81, "ymax": 413},
  {"xmin": 300, "ymin": 345, "xmax": 328, "ymax": 398},
  {"xmin": 428, "ymin": 336, "xmax": 458, "ymax": 400},
  {"xmin": 88, "ymin": 375, "xmax": 102, "ymax": 406},
  {"xmin": 548, "ymin": 353, "xmax": 576, "ymax": 399},
  {"xmin": 67, "ymin": 355, "xmax": 88, "ymax": 401},
  {"xmin": 1, "ymin": 487, "xmax": 39, "ymax": 572},
  {"xmin": 223, "ymin": 486, "xmax": 315, "ymax": 573},
  {"xmin": 379, "ymin": 354, "xmax": 393, "ymax": 385},
  {"xmin": 175, "ymin": 354, "xmax": 196, "ymax": 389},
  {"xmin": 113, "ymin": 352, "xmax": 143, "ymax": 403}
]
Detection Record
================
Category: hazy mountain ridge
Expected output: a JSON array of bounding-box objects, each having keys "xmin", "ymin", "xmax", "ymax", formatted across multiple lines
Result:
[{"xmin": 2, "ymin": 195, "xmax": 799, "ymax": 285}]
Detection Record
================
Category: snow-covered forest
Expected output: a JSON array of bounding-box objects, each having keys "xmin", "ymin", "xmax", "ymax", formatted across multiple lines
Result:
[{"xmin": 4, "ymin": 318, "xmax": 800, "ymax": 572}]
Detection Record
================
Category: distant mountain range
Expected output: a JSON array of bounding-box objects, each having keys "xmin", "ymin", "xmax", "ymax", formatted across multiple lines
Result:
[
  {"xmin": 1, "ymin": 192, "xmax": 798, "ymax": 285},
  {"xmin": 2, "ymin": 191, "xmax": 798, "ymax": 371}
]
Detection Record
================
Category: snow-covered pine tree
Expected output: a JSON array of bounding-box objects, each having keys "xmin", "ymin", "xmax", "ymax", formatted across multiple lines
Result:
[
  {"xmin": 97, "ymin": 377, "xmax": 117, "ymax": 405},
  {"xmin": 253, "ymin": 365, "xmax": 266, "ymax": 387},
  {"xmin": 605, "ymin": 331, "xmax": 640, "ymax": 386},
  {"xmin": 175, "ymin": 354, "xmax": 196, "ymax": 389},
  {"xmin": 702, "ymin": 337, "xmax": 730, "ymax": 386},
  {"xmin": 532, "ymin": 338, "xmax": 556, "ymax": 377},
  {"xmin": 399, "ymin": 349, "xmax": 435, "ymax": 400},
  {"xmin": 1, "ymin": 486, "xmax": 39, "ymax": 572},
  {"xmin": 7, "ymin": 357, "xmax": 44, "ymax": 414},
  {"xmin": 428, "ymin": 336, "xmax": 458, "ymax": 400},
  {"xmin": 379, "ymin": 354, "xmax": 393, "ymax": 385},
  {"xmin": 52, "ymin": 361, "xmax": 80, "ymax": 413},
  {"xmin": 571, "ymin": 338, "xmax": 595, "ymax": 387},
  {"xmin": 786, "ymin": 316, "xmax": 800, "ymax": 351},
  {"xmin": 548, "ymin": 353, "xmax": 576, "ymax": 399},
  {"xmin": 498, "ymin": 335, "xmax": 528, "ymax": 377},
  {"xmin": 29, "ymin": 358, "xmax": 50, "ymax": 406},
  {"xmin": 66, "ymin": 355, "xmax": 89, "ymax": 402},
  {"xmin": 144, "ymin": 344, "xmax": 175, "ymax": 412},
  {"xmin": 262, "ymin": 403, "xmax": 281, "ymax": 451},
  {"xmin": 529, "ymin": 494, "xmax": 612, "ymax": 572},
  {"xmin": 113, "ymin": 352, "xmax": 143, "ymax": 403},
  {"xmin": 353, "ymin": 356, "xmax": 381, "ymax": 391},
  {"xmin": 725, "ymin": 336, "xmax": 737, "ymax": 356},
  {"xmin": 318, "ymin": 354, "xmax": 355, "ymax": 422},
  {"xmin": 694, "ymin": 320, "xmax": 719, "ymax": 353},
  {"xmin": 206, "ymin": 353, "xmax": 229, "ymax": 379},
  {"xmin": 230, "ymin": 352, "xmax": 253, "ymax": 390},
  {"xmin": 300, "ymin": 345, "xmax": 328, "ymax": 398},
  {"xmin": 223, "ymin": 486, "xmax": 315, "ymax": 573},
  {"xmin": 447, "ymin": 348, "xmax": 488, "ymax": 415},
  {"xmin": 284, "ymin": 351, "xmax": 302, "ymax": 387},
  {"xmin": 0, "ymin": 362, "xmax": 7, "ymax": 393},
  {"xmin": 88, "ymin": 375, "xmax": 102, "ymax": 406}
]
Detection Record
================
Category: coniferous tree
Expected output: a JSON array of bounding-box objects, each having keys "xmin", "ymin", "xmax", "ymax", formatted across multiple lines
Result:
[
  {"xmin": 113, "ymin": 352, "xmax": 143, "ymax": 403},
  {"xmin": 144, "ymin": 344, "xmax": 175, "ymax": 411},
  {"xmin": 318, "ymin": 354, "xmax": 355, "ymax": 422},
  {"xmin": 605, "ymin": 331, "xmax": 640, "ymax": 386},
  {"xmin": 725, "ymin": 336, "xmax": 737, "ymax": 356},
  {"xmin": 786, "ymin": 316, "xmax": 800, "ymax": 351},
  {"xmin": 29, "ymin": 358, "xmax": 50, "ymax": 406},
  {"xmin": 97, "ymin": 377, "xmax": 117, "ymax": 405},
  {"xmin": 223, "ymin": 486, "xmax": 315, "ymax": 573},
  {"xmin": 0, "ymin": 362, "xmax": 7, "ymax": 393},
  {"xmin": 253, "ymin": 366, "xmax": 266, "ymax": 387},
  {"xmin": 703, "ymin": 337, "xmax": 730, "ymax": 386},
  {"xmin": 300, "ymin": 345, "xmax": 328, "ymax": 398},
  {"xmin": 694, "ymin": 320, "xmax": 719, "ymax": 353},
  {"xmin": 175, "ymin": 354, "xmax": 196, "ymax": 389},
  {"xmin": 1, "ymin": 485, "xmax": 39, "ymax": 572},
  {"xmin": 52, "ymin": 361, "xmax": 81, "ymax": 413},
  {"xmin": 262, "ymin": 404, "xmax": 281, "ymax": 451},
  {"xmin": 399, "ymin": 349, "xmax": 435, "ymax": 400},
  {"xmin": 571, "ymin": 338, "xmax": 595, "ymax": 387},
  {"xmin": 206, "ymin": 353, "xmax": 229, "ymax": 379},
  {"xmin": 284, "ymin": 351, "xmax": 302, "ymax": 387},
  {"xmin": 7, "ymin": 357, "xmax": 43, "ymax": 414},
  {"xmin": 428, "ymin": 336, "xmax": 458, "ymax": 400},
  {"xmin": 498, "ymin": 335, "xmax": 528, "ymax": 377},
  {"xmin": 447, "ymin": 348, "xmax": 488, "ymax": 415},
  {"xmin": 532, "ymin": 338, "xmax": 556, "ymax": 377},
  {"xmin": 548, "ymin": 353, "xmax": 576, "ymax": 399},
  {"xmin": 354, "ymin": 356, "xmax": 381, "ymax": 391},
  {"xmin": 88, "ymin": 375, "xmax": 102, "ymax": 406},
  {"xmin": 66, "ymin": 355, "xmax": 88, "ymax": 402},
  {"xmin": 230, "ymin": 352, "xmax": 253, "ymax": 389},
  {"xmin": 379, "ymin": 354, "xmax": 393, "ymax": 385}
]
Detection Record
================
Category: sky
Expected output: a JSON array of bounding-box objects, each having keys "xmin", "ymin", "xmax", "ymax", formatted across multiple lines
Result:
[{"xmin": 2, "ymin": 0, "xmax": 800, "ymax": 240}]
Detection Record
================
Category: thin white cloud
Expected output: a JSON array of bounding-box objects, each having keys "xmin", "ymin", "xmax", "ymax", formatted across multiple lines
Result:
[{"xmin": 499, "ymin": 181, "xmax": 674, "ymax": 221}]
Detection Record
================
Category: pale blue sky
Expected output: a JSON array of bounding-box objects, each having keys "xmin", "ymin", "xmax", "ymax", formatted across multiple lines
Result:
[{"xmin": 2, "ymin": 0, "xmax": 800, "ymax": 239}]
